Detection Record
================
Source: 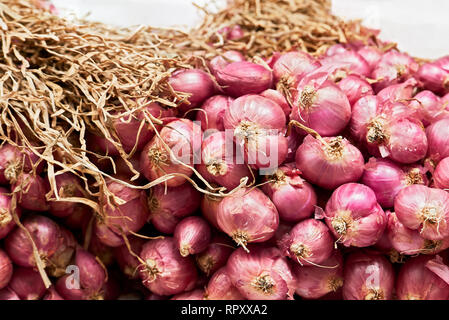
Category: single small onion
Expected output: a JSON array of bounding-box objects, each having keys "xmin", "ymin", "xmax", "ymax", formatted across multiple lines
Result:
[
  {"xmin": 416, "ymin": 62, "xmax": 449, "ymax": 95},
  {"xmin": 114, "ymin": 237, "xmax": 145, "ymax": 279},
  {"xmin": 139, "ymin": 237, "xmax": 198, "ymax": 296},
  {"xmin": 12, "ymin": 173, "xmax": 49, "ymax": 211},
  {"xmin": 94, "ymin": 220, "xmax": 124, "ymax": 247},
  {"xmin": 0, "ymin": 249, "xmax": 13, "ymax": 289},
  {"xmin": 325, "ymin": 183, "xmax": 387, "ymax": 247},
  {"xmin": 174, "ymin": 216, "xmax": 211, "ymax": 257},
  {"xmin": 196, "ymin": 131, "xmax": 252, "ymax": 190},
  {"xmin": 434, "ymin": 157, "xmax": 449, "ymax": 189},
  {"xmin": 140, "ymin": 118, "xmax": 202, "ymax": 187},
  {"xmin": 295, "ymin": 135, "xmax": 364, "ymax": 190},
  {"xmin": 9, "ymin": 267, "xmax": 45, "ymax": 300},
  {"xmin": 217, "ymin": 187, "xmax": 279, "ymax": 249},
  {"xmin": 426, "ymin": 118, "xmax": 449, "ymax": 164},
  {"xmin": 394, "ymin": 185, "xmax": 449, "ymax": 240},
  {"xmin": 260, "ymin": 89, "xmax": 292, "ymax": 117},
  {"xmin": 409, "ymin": 90, "xmax": 446, "ymax": 126},
  {"xmin": 0, "ymin": 143, "xmax": 43, "ymax": 185},
  {"xmin": 320, "ymin": 51, "xmax": 371, "ymax": 77},
  {"xmin": 206, "ymin": 267, "xmax": 245, "ymax": 300},
  {"xmin": 223, "ymin": 94, "xmax": 288, "ymax": 170},
  {"xmin": 325, "ymin": 44, "xmax": 348, "ymax": 57},
  {"xmin": 342, "ymin": 252, "xmax": 395, "ymax": 300},
  {"xmin": 396, "ymin": 255, "xmax": 449, "ymax": 300},
  {"xmin": 213, "ymin": 61, "xmax": 273, "ymax": 97},
  {"xmin": 357, "ymin": 46, "xmax": 382, "ymax": 72},
  {"xmin": 376, "ymin": 78, "xmax": 417, "ymax": 106},
  {"xmin": 337, "ymin": 75, "xmax": 373, "ymax": 106},
  {"xmin": 0, "ymin": 188, "xmax": 20, "ymax": 239},
  {"xmin": 279, "ymin": 218, "xmax": 334, "ymax": 266},
  {"xmin": 196, "ymin": 235, "xmax": 234, "ymax": 276},
  {"xmin": 168, "ymin": 69, "xmax": 216, "ymax": 113},
  {"xmin": 209, "ymin": 51, "xmax": 246, "ymax": 75},
  {"xmin": 261, "ymin": 164, "xmax": 317, "ymax": 222},
  {"xmin": 195, "ymin": 95, "xmax": 233, "ymax": 132},
  {"xmin": 148, "ymin": 183, "xmax": 201, "ymax": 234},
  {"xmin": 200, "ymin": 194, "xmax": 222, "ymax": 229},
  {"xmin": 294, "ymin": 251, "xmax": 343, "ymax": 299},
  {"xmin": 48, "ymin": 173, "xmax": 86, "ymax": 218},
  {"xmin": 75, "ymin": 248, "xmax": 107, "ymax": 298}
]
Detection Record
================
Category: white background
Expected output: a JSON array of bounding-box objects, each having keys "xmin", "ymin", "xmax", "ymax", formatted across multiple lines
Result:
[{"xmin": 51, "ymin": 0, "xmax": 449, "ymax": 59}]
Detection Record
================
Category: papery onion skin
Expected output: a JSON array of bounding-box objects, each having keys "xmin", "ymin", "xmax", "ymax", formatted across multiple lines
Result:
[
  {"xmin": 272, "ymin": 51, "xmax": 321, "ymax": 88},
  {"xmin": 9, "ymin": 267, "xmax": 45, "ymax": 300},
  {"xmin": 174, "ymin": 216, "xmax": 211, "ymax": 257},
  {"xmin": 195, "ymin": 95, "xmax": 233, "ymax": 132},
  {"xmin": 196, "ymin": 235, "xmax": 234, "ymax": 276},
  {"xmin": 0, "ymin": 249, "xmax": 13, "ymax": 289},
  {"xmin": 285, "ymin": 129, "xmax": 303, "ymax": 163},
  {"xmin": 13, "ymin": 173, "xmax": 49, "ymax": 212},
  {"xmin": 139, "ymin": 238, "xmax": 198, "ymax": 296},
  {"xmin": 377, "ymin": 78, "xmax": 417, "ymax": 106},
  {"xmin": 114, "ymin": 237, "xmax": 145, "ymax": 279},
  {"xmin": 217, "ymin": 187, "xmax": 279, "ymax": 248},
  {"xmin": 416, "ymin": 62, "xmax": 449, "ymax": 95},
  {"xmin": 94, "ymin": 220, "xmax": 124, "ymax": 248},
  {"xmin": 294, "ymin": 251, "xmax": 343, "ymax": 299},
  {"xmin": 325, "ymin": 183, "xmax": 387, "ymax": 247},
  {"xmin": 337, "ymin": 75, "xmax": 373, "ymax": 106},
  {"xmin": 0, "ymin": 188, "xmax": 20, "ymax": 239},
  {"xmin": 434, "ymin": 157, "xmax": 449, "ymax": 190},
  {"xmin": 357, "ymin": 46, "xmax": 382, "ymax": 72},
  {"xmin": 342, "ymin": 252, "xmax": 395, "ymax": 300},
  {"xmin": 409, "ymin": 90, "xmax": 445, "ymax": 126},
  {"xmin": 49, "ymin": 173, "xmax": 85, "ymax": 218},
  {"xmin": 279, "ymin": 218, "xmax": 333, "ymax": 266},
  {"xmin": 209, "ymin": 51, "xmax": 246, "ymax": 76},
  {"xmin": 0, "ymin": 144, "xmax": 43, "ymax": 185},
  {"xmin": 396, "ymin": 255, "xmax": 449, "ymax": 300},
  {"xmin": 260, "ymin": 89, "xmax": 292, "ymax": 117},
  {"xmin": 206, "ymin": 267, "xmax": 245, "ymax": 300},
  {"xmin": 426, "ymin": 118, "xmax": 449, "ymax": 164},
  {"xmin": 46, "ymin": 227, "xmax": 76, "ymax": 277},
  {"xmin": 262, "ymin": 164, "xmax": 317, "ymax": 222},
  {"xmin": 76, "ymin": 248, "xmax": 107, "ymax": 296},
  {"xmin": 295, "ymin": 135, "xmax": 365, "ymax": 190},
  {"xmin": 394, "ymin": 185, "xmax": 449, "ymax": 241}
]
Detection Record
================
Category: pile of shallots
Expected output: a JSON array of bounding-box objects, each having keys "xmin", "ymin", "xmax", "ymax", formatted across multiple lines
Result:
[{"xmin": 2, "ymin": 39, "xmax": 449, "ymax": 300}]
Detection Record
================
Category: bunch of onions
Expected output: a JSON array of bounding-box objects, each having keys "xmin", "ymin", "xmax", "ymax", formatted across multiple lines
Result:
[
  {"xmin": 196, "ymin": 132, "xmax": 252, "ymax": 190},
  {"xmin": 356, "ymin": 46, "xmax": 382, "ymax": 72},
  {"xmin": 114, "ymin": 237, "xmax": 145, "ymax": 279},
  {"xmin": 195, "ymin": 95, "xmax": 233, "ymax": 132},
  {"xmin": 48, "ymin": 173, "xmax": 86, "ymax": 218},
  {"xmin": 342, "ymin": 252, "xmax": 395, "ymax": 300},
  {"xmin": 351, "ymin": 96, "xmax": 428, "ymax": 164},
  {"xmin": 408, "ymin": 90, "xmax": 446, "ymax": 126},
  {"xmin": 426, "ymin": 118, "xmax": 449, "ymax": 164},
  {"xmin": 394, "ymin": 185, "xmax": 449, "ymax": 240},
  {"xmin": 0, "ymin": 143, "xmax": 43, "ymax": 185},
  {"xmin": 396, "ymin": 255, "xmax": 449, "ymax": 300},
  {"xmin": 294, "ymin": 251, "xmax": 343, "ymax": 299},
  {"xmin": 371, "ymin": 50, "xmax": 419, "ymax": 92},
  {"xmin": 196, "ymin": 235, "xmax": 234, "ymax": 276},
  {"xmin": 434, "ymin": 157, "xmax": 449, "ymax": 189},
  {"xmin": 223, "ymin": 94, "xmax": 288, "ymax": 170},
  {"xmin": 387, "ymin": 211, "xmax": 449, "ymax": 255},
  {"xmin": 279, "ymin": 218, "xmax": 334, "ymax": 266},
  {"xmin": 213, "ymin": 61, "xmax": 273, "ymax": 97},
  {"xmin": 0, "ymin": 249, "xmax": 12, "ymax": 289},
  {"xmin": 0, "ymin": 188, "xmax": 20, "ymax": 239},
  {"xmin": 174, "ymin": 216, "xmax": 211, "ymax": 257},
  {"xmin": 416, "ymin": 62, "xmax": 449, "ymax": 95},
  {"xmin": 290, "ymin": 68, "xmax": 351, "ymax": 137},
  {"xmin": 168, "ymin": 69, "xmax": 216, "ymax": 113},
  {"xmin": 140, "ymin": 118, "xmax": 202, "ymax": 187},
  {"xmin": 139, "ymin": 238, "xmax": 197, "ymax": 296},
  {"xmin": 295, "ymin": 134, "xmax": 364, "ymax": 190},
  {"xmin": 261, "ymin": 164, "xmax": 317, "ymax": 222},
  {"xmin": 205, "ymin": 267, "xmax": 244, "ymax": 300},
  {"xmin": 148, "ymin": 183, "xmax": 201, "ymax": 234},
  {"xmin": 226, "ymin": 246, "xmax": 296, "ymax": 300},
  {"xmin": 361, "ymin": 158, "xmax": 428, "ymax": 208},
  {"xmin": 12, "ymin": 173, "xmax": 49, "ymax": 211},
  {"xmin": 216, "ymin": 187, "xmax": 279, "ymax": 249},
  {"xmin": 200, "ymin": 194, "xmax": 222, "ymax": 229},
  {"xmin": 9, "ymin": 267, "xmax": 46, "ymax": 300},
  {"xmin": 325, "ymin": 183, "xmax": 386, "ymax": 247},
  {"xmin": 337, "ymin": 75, "xmax": 373, "ymax": 106},
  {"xmin": 320, "ymin": 51, "xmax": 371, "ymax": 77}
]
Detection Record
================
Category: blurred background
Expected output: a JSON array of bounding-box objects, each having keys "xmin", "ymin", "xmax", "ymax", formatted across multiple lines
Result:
[{"xmin": 51, "ymin": 0, "xmax": 449, "ymax": 59}]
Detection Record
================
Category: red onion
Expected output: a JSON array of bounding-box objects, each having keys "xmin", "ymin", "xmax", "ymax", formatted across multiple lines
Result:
[
  {"xmin": 139, "ymin": 238, "xmax": 197, "ymax": 296},
  {"xmin": 361, "ymin": 158, "xmax": 428, "ymax": 208},
  {"xmin": 396, "ymin": 255, "xmax": 449, "ymax": 300},
  {"xmin": 376, "ymin": 78, "xmax": 417, "ymax": 106},
  {"xmin": 213, "ymin": 61, "xmax": 273, "ymax": 97},
  {"xmin": 325, "ymin": 44, "xmax": 348, "ymax": 57},
  {"xmin": 0, "ymin": 287, "xmax": 20, "ymax": 300},
  {"xmin": 9, "ymin": 267, "xmax": 45, "ymax": 300},
  {"xmin": 260, "ymin": 89, "xmax": 291, "ymax": 117},
  {"xmin": 291, "ymin": 72, "xmax": 351, "ymax": 137},
  {"xmin": 337, "ymin": 75, "xmax": 373, "ymax": 106},
  {"xmin": 217, "ymin": 187, "xmax": 279, "ymax": 249},
  {"xmin": 342, "ymin": 252, "xmax": 394, "ymax": 300},
  {"xmin": 285, "ymin": 128, "xmax": 303, "ymax": 163},
  {"xmin": 0, "ymin": 249, "xmax": 12, "ymax": 290},
  {"xmin": 196, "ymin": 235, "xmax": 234, "ymax": 275},
  {"xmin": 55, "ymin": 275, "xmax": 86, "ymax": 300},
  {"xmin": 295, "ymin": 135, "xmax": 364, "ymax": 190},
  {"xmin": 262, "ymin": 164, "xmax": 317, "ymax": 222},
  {"xmin": 223, "ymin": 94, "xmax": 288, "ymax": 170},
  {"xmin": 0, "ymin": 188, "xmax": 20, "ymax": 239},
  {"xmin": 0, "ymin": 143, "xmax": 42, "ymax": 185},
  {"xmin": 416, "ymin": 62, "xmax": 449, "ymax": 95},
  {"xmin": 114, "ymin": 237, "xmax": 145, "ymax": 279},
  {"xmin": 206, "ymin": 267, "xmax": 244, "ymax": 300},
  {"xmin": 435, "ymin": 55, "xmax": 449, "ymax": 72},
  {"xmin": 196, "ymin": 132, "xmax": 252, "ymax": 190},
  {"xmin": 325, "ymin": 183, "xmax": 387, "ymax": 247},
  {"xmin": 49, "ymin": 173, "xmax": 85, "ymax": 218},
  {"xmin": 148, "ymin": 183, "xmax": 201, "ymax": 234},
  {"xmin": 371, "ymin": 50, "xmax": 419, "ymax": 92},
  {"xmin": 174, "ymin": 216, "xmax": 211, "ymax": 257},
  {"xmin": 168, "ymin": 69, "xmax": 216, "ymax": 113},
  {"xmin": 226, "ymin": 246, "xmax": 295, "ymax": 300},
  {"xmin": 94, "ymin": 220, "xmax": 124, "ymax": 247},
  {"xmin": 321, "ymin": 51, "xmax": 370, "ymax": 77},
  {"xmin": 113, "ymin": 154, "xmax": 142, "ymax": 179},
  {"xmin": 87, "ymin": 233, "xmax": 114, "ymax": 267},
  {"xmin": 294, "ymin": 251, "xmax": 343, "ymax": 299},
  {"xmin": 64, "ymin": 204, "xmax": 91, "ymax": 230},
  {"xmin": 43, "ymin": 287, "xmax": 64, "ymax": 300},
  {"xmin": 426, "ymin": 118, "xmax": 449, "ymax": 164},
  {"xmin": 140, "ymin": 118, "xmax": 202, "ymax": 187},
  {"xmin": 171, "ymin": 289, "xmax": 205, "ymax": 300},
  {"xmin": 228, "ymin": 25, "xmax": 244, "ymax": 40},
  {"xmin": 46, "ymin": 227, "xmax": 76, "ymax": 277},
  {"xmin": 357, "ymin": 46, "xmax": 382, "ymax": 72},
  {"xmin": 434, "ymin": 157, "xmax": 449, "ymax": 189},
  {"xmin": 75, "ymin": 248, "xmax": 107, "ymax": 298},
  {"xmin": 394, "ymin": 185, "xmax": 449, "ymax": 240},
  {"xmin": 209, "ymin": 51, "xmax": 246, "ymax": 75},
  {"xmin": 279, "ymin": 219, "xmax": 333, "ymax": 266},
  {"xmin": 195, "ymin": 95, "xmax": 233, "ymax": 132},
  {"xmin": 409, "ymin": 90, "xmax": 446, "ymax": 126},
  {"xmin": 13, "ymin": 173, "xmax": 48, "ymax": 211}
]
